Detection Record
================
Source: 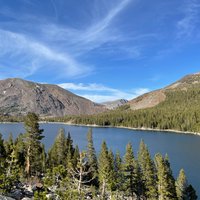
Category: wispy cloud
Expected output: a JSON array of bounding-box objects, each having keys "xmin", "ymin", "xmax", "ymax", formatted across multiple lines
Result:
[
  {"xmin": 58, "ymin": 83, "xmax": 116, "ymax": 92},
  {"xmin": 58, "ymin": 82, "xmax": 149, "ymax": 103},
  {"xmin": 177, "ymin": 0, "xmax": 200, "ymax": 39},
  {"xmin": 84, "ymin": 0, "xmax": 132, "ymax": 42},
  {"xmin": 41, "ymin": 0, "xmax": 135, "ymax": 56},
  {"xmin": 0, "ymin": 29, "xmax": 91, "ymax": 78},
  {"xmin": 0, "ymin": 0, "xmax": 134, "ymax": 79}
]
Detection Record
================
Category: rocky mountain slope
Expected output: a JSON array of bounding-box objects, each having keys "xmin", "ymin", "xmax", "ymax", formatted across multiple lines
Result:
[
  {"xmin": 129, "ymin": 72, "xmax": 200, "ymax": 110},
  {"xmin": 60, "ymin": 72, "xmax": 200, "ymax": 134},
  {"xmin": 0, "ymin": 78, "xmax": 105, "ymax": 117},
  {"xmin": 102, "ymin": 99, "xmax": 128, "ymax": 109}
]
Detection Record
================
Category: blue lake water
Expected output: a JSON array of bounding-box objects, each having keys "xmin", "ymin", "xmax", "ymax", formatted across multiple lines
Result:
[{"xmin": 0, "ymin": 122, "xmax": 200, "ymax": 196}]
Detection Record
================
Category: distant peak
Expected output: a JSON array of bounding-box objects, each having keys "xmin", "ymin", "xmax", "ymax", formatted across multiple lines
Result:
[{"xmin": 193, "ymin": 72, "xmax": 200, "ymax": 75}]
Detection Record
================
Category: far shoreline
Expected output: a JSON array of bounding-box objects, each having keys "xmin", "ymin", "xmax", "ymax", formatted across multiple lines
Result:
[{"xmin": 1, "ymin": 121, "xmax": 200, "ymax": 137}]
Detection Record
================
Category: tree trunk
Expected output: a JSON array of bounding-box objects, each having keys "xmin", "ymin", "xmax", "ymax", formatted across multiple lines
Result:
[
  {"xmin": 78, "ymin": 154, "xmax": 83, "ymax": 199},
  {"xmin": 102, "ymin": 179, "xmax": 106, "ymax": 199},
  {"xmin": 25, "ymin": 145, "xmax": 31, "ymax": 177}
]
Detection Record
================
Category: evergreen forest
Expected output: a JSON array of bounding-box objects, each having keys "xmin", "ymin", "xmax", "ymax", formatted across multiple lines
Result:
[
  {"xmin": 48, "ymin": 88, "xmax": 200, "ymax": 133},
  {"xmin": 0, "ymin": 113, "xmax": 197, "ymax": 199}
]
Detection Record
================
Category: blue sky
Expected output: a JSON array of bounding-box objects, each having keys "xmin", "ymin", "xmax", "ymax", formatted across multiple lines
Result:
[{"xmin": 0, "ymin": 0, "xmax": 200, "ymax": 102}]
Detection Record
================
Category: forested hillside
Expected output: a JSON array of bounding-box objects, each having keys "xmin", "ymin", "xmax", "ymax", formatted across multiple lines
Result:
[
  {"xmin": 2, "ymin": 73, "xmax": 200, "ymax": 133},
  {"xmin": 0, "ymin": 113, "xmax": 197, "ymax": 199},
  {"xmin": 51, "ymin": 74, "xmax": 200, "ymax": 133}
]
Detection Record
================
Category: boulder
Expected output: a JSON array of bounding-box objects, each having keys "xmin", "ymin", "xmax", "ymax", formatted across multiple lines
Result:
[{"xmin": 0, "ymin": 195, "xmax": 15, "ymax": 200}]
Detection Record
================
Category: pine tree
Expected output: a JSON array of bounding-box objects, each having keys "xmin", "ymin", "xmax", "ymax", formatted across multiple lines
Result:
[
  {"xmin": 0, "ymin": 139, "xmax": 19, "ymax": 194},
  {"xmin": 48, "ymin": 128, "xmax": 66, "ymax": 167},
  {"xmin": 186, "ymin": 184, "xmax": 198, "ymax": 200},
  {"xmin": 67, "ymin": 151, "xmax": 97, "ymax": 199},
  {"xmin": 14, "ymin": 133, "xmax": 26, "ymax": 173},
  {"xmin": 4, "ymin": 133, "xmax": 14, "ymax": 157},
  {"xmin": 107, "ymin": 149, "xmax": 116, "ymax": 193},
  {"xmin": 114, "ymin": 151, "xmax": 124, "ymax": 192},
  {"xmin": 0, "ymin": 133, "xmax": 6, "ymax": 160},
  {"xmin": 24, "ymin": 112, "xmax": 44, "ymax": 177},
  {"xmin": 123, "ymin": 142, "xmax": 139, "ymax": 198},
  {"xmin": 155, "ymin": 153, "xmax": 177, "ymax": 200},
  {"xmin": 55, "ymin": 128, "xmax": 66, "ymax": 165},
  {"xmin": 40, "ymin": 143, "xmax": 46, "ymax": 173},
  {"xmin": 86, "ymin": 129, "xmax": 99, "ymax": 192},
  {"xmin": 86, "ymin": 128, "xmax": 98, "ymax": 186},
  {"xmin": 66, "ymin": 132, "xmax": 74, "ymax": 168},
  {"xmin": 176, "ymin": 169, "xmax": 188, "ymax": 200},
  {"xmin": 72, "ymin": 145, "xmax": 80, "ymax": 168},
  {"xmin": 0, "ymin": 133, "xmax": 6, "ymax": 180},
  {"xmin": 164, "ymin": 154, "xmax": 177, "ymax": 198},
  {"xmin": 98, "ymin": 141, "xmax": 111, "ymax": 199},
  {"xmin": 138, "ymin": 140, "xmax": 157, "ymax": 199}
]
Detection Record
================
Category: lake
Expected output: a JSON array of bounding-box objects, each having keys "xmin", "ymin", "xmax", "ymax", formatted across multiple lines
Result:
[{"xmin": 0, "ymin": 122, "xmax": 200, "ymax": 196}]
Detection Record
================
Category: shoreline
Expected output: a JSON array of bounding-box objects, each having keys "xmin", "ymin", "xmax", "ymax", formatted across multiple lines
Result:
[
  {"xmin": 1, "ymin": 121, "xmax": 200, "ymax": 136},
  {"xmin": 40, "ymin": 121, "xmax": 200, "ymax": 136}
]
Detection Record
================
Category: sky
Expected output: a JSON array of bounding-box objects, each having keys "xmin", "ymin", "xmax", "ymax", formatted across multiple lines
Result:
[{"xmin": 0, "ymin": 0, "xmax": 200, "ymax": 103}]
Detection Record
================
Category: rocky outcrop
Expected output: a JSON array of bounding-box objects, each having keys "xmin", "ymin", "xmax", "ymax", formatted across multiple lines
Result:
[
  {"xmin": 0, "ymin": 195, "xmax": 16, "ymax": 200},
  {"xmin": 0, "ymin": 78, "xmax": 106, "ymax": 117},
  {"xmin": 102, "ymin": 99, "xmax": 128, "ymax": 110},
  {"xmin": 129, "ymin": 90, "xmax": 166, "ymax": 110}
]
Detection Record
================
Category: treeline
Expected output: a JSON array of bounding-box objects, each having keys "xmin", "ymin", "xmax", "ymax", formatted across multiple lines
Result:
[
  {"xmin": 47, "ymin": 88, "xmax": 200, "ymax": 133},
  {"xmin": 0, "ymin": 113, "xmax": 197, "ymax": 199},
  {"xmin": 1, "ymin": 87, "xmax": 200, "ymax": 133}
]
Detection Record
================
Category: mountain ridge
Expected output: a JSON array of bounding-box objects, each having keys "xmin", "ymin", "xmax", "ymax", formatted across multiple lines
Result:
[
  {"xmin": 128, "ymin": 72, "xmax": 200, "ymax": 110},
  {"xmin": 61, "ymin": 72, "xmax": 200, "ymax": 133},
  {"xmin": 102, "ymin": 99, "xmax": 128, "ymax": 109},
  {"xmin": 0, "ymin": 78, "xmax": 106, "ymax": 117}
]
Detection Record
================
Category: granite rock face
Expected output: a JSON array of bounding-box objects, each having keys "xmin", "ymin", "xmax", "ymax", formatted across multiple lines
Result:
[
  {"xmin": 102, "ymin": 99, "xmax": 128, "ymax": 109},
  {"xmin": 0, "ymin": 78, "xmax": 105, "ymax": 117}
]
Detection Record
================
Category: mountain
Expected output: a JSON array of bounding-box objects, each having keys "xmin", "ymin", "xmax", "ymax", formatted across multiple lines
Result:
[
  {"xmin": 129, "ymin": 72, "xmax": 200, "ymax": 110},
  {"xmin": 0, "ymin": 78, "xmax": 105, "ymax": 117},
  {"xmin": 64, "ymin": 72, "xmax": 200, "ymax": 133},
  {"xmin": 102, "ymin": 99, "xmax": 128, "ymax": 109}
]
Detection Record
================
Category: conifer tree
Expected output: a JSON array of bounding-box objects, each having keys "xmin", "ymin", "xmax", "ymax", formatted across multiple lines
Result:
[
  {"xmin": 155, "ymin": 153, "xmax": 177, "ymax": 200},
  {"xmin": 14, "ymin": 133, "xmax": 26, "ymax": 172},
  {"xmin": 176, "ymin": 169, "xmax": 188, "ymax": 200},
  {"xmin": 24, "ymin": 112, "xmax": 44, "ymax": 177},
  {"xmin": 67, "ymin": 151, "xmax": 97, "ymax": 199},
  {"xmin": 0, "ymin": 139, "xmax": 19, "ymax": 194},
  {"xmin": 4, "ymin": 133, "xmax": 14, "ymax": 157},
  {"xmin": 66, "ymin": 132, "xmax": 74, "ymax": 168},
  {"xmin": 86, "ymin": 129, "xmax": 98, "ymax": 186},
  {"xmin": 55, "ymin": 128, "xmax": 66, "ymax": 165},
  {"xmin": 138, "ymin": 140, "xmax": 157, "ymax": 199},
  {"xmin": 186, "ymin": 184, "xmax": 198, "ymax": 200},
  {"xmin": 164, "ymin": 154, "xmax": 177, "ymax": 198},
  {"xmin": 98, "ymin": 141, "xmax": 111, "ymax": 199},
  {"xmin": 123, "ymin": 142, "xmax": 139, "ymax": 198},
  {"xmin": 72, "ymin": 145, "xmax": 80, "ymax": 168},
  {"xmin": 107, "ymin": 149, "xmax": 116, "ymax": 193},
  {"xmin": 0, "ymin": 133, "xmax": 7, "ymax": 183},
  {"xmin": 0, "ymin": 133, "xmax": 6, "ymax": 160},
  {"xmin": 48, "ymin": 128, "xmax": 66, "ymax": 167},
  {"xmin": 40, "ymin": 143, "xmax": 46, "ymax": 173},
  {"xmin": 114, "ymin": 151, "xmax": 124, "ymax": 192}
]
